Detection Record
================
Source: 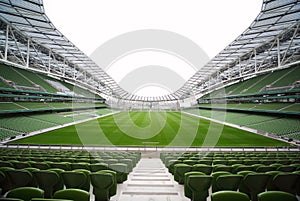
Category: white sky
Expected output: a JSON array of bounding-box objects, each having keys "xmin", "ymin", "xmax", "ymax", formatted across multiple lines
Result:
[{"xmin": 43, "ymin": 0, "xmax": 262, "ymax": 97}]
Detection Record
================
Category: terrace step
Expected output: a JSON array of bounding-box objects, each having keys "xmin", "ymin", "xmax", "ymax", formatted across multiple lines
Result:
[{"xmin": 112, "ymin": 157, "xmax": 190, "ymax": 201}]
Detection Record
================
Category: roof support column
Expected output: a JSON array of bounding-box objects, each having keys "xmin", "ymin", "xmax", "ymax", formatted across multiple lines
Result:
[
  {"xmin": 48, "ymin": 49, "xmax": 51, "ymax": 72},
  {"xmin": 239, "ymin": 57, "xmax": 242, "ymax": 77},
  {"xmin": 4, "ymin": 24, "xmax": 9, "ymax": 60},
  {"xmin": 254, "ymin": 48, "xmax": 257, "ymax": 73},
  {"xmin": 26, "ymin": 39, "xmax": 30, "ymax": 67},
  {"xmin": 277, "ymin": 37, "xmax": 281, "ymax": 67}
]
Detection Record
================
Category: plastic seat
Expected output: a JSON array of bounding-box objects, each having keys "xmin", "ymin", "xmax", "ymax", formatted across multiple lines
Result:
[
  {"xmin": 6, "ymin": 169, "xmax": 32, "ymax": 189},
  {"xmin": 70, "ymin": 163, "xmax": 89, "ymax": 171},
  {"xmin": 277, "ymin": 165, "xmax": 296, "ymax": 172},
  {"xmin": 72, "ymin": 169, "xmax": 90, "ymax": 192},
  {"xmin": 109, "ymin": 163, "xmax": 128, "ymax": 183},
  {"xmin": 215, "ymin": 174, "xmax": 242, "ymax": 192},
  {"xmin": 50, "ymin": 162, "xmax": 70, "ymax": 171},
  {"xmin": 0, "ymin": 198, "xmax": 24, "ymax": 201},
  {"xmin": 32, "ymin": 162, "xmax": 50, "ymax": 170},
  {"xmin": 0, "ymin": 167, "xmax": 15, "ymax": 194},
  {"xmin": 90, "ymin": 172, "xmax": 114, "ymax": 201},
  {"xmin": 213, "ymin": 165, "xmax": 233, "ymax": 173},
  {"xmin": 211, "ymin": 190, "xmax": 250, "ymax": 201},
  {"xmin": 119, "ymin": 159, "xmax": 133, "ymax": 172},
  {"xmin": 192, "ymin": 164, "xmax": 212, "ymax": 175},
  {"xmin": 6, "ymin": 187, "xmax": 44, "ymax": 201},
  {"xmin": 90, "ymin": 163, "xmax": 108, "ymax": 172},
  {"xmin": 47, "ymin": 168, "xmax": 64, "ymax": 193},
  {"xmin": 184, "ymin": 171, "xmax": 206, "ymax": 199},
  {"xmin": 53, "ymin": 189, "xmax": 89, "ymax": 201},
  {"xmin": 174, "ymin": 164, "xmax": 192, "ymax": 184},
  {"xmin": 186, "ymin": 175, "xmax": 212, "ymax": 201},
  {"xmin": 167, "ymin": 160, "xmax": 181, "ymax": 174},
  {"xmin": 11, "ymin": 162, "xmax": 31, "ymax": 169},
  {"xmin": 31, "ymin": 199, "xmax": 73, "ymax": 201},
  {"xmin": 33, "ymin": 170, "xmax": 59, "ymax": 198},
  {"xmin": 211, "ymin": 171, "xmax": 231, "ymax": 192},
  {"xmin": 61, "ymin": 171, "xmax": 87, "ymax": 191},
  {"xmin": 256, "ymin": 166, "xmax": 276, "ymax": 172},
  {"xmin": 243, "ymin": 173, "xmax": 270, "ymax": 201},
  {"xmin": 273, "ymin": 173, "xmax": 299, "ymax": 194},
  {"xmin": 97, "ymin": 170, "xmax": 117, "ymax": 197},
  {"xmin": 258, "ymin": 191, "xmax": 297, "ymax": 201}
]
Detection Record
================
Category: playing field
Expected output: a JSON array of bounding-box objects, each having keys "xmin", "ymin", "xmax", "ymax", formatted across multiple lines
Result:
[{"xmin": 11, "ymin": 111, "xmax": 291, "ymax": 147}]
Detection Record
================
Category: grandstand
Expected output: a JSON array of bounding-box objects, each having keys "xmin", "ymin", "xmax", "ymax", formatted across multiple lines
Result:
[{"xmin": 0, "ymin": 0, "xmax": 299, "ymax": 201}]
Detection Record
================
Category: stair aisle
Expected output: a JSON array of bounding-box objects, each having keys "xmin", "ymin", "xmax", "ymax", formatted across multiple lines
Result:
[{"xmin": 112, "ymin": 156, "xmax": 190, "ymax": 201}]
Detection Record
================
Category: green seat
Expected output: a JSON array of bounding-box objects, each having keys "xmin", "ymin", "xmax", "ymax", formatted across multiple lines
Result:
[
  {"xmin": 70, "ymin": 163, "xmax": 90, "ymax": 171},
  {"xmin": 90, "ymin": 172, "xmax": 114, "ymax": 201},
  {"xmin": 6, "ymin": 169, "xmax": 32, "ymax": 189},
  {"xmin": 211, "ymin": 190, "xmax": 250, "ymax": 201},
  {"xmin": 234, "ymin": 165, "xmax": 254, "ymax": 173},
  {"xmin": 237, "ymin": 170, "xmax": 255, "ymax": 196},
  {"xmin": 23, "ymin": 168, "xmax": 40, "ymax": 187},
  {"xmin": 6, "ymin": 187, "xmax": 44, "ymax": 201},
  {"xmin": 192, "ymin": 164, "xmax": 212, "ymax": 175},
  {"xmin": 243, "ymin": 173, "xmax": 270, "ymax": 201},
  {"xmin": 0, "ymin": 167, "xmax": 15, "ymax": 194},
  {"xmin": 256, "ymin": 166, "xmax": 276, "ymax": 173},
  {"xmin": 277, "ymin": 165, "xmax": 296, "ymax": 172},
  {"xmin": 0, "ymin": 161, "xmax": 13, "ymax": 168},
  {"xmin": 97, "ymin": 170, "xmax": 117, "ymax": 197},
  {"xmin": 61, "ymin": 171, "xmax": 87, "ymax": 191},
  {"xmin": 0, "ymin": 198, "xmax": 24, "ymax": 201},
  {"xmin": 0, "ymin": 171, "xmax": 6, "ymax": 193},
  {"xmin": 184, "ymin": 171, "xmax": 205, "ymax": 199},
  {"xmin": 213, "ymin": 165, "xmax": 233, "ymax": 173},
  {"xmin": 167, "ymin": 160, "xmax": 181, "ymax": 174},
  {"xmin": 89, "ymin": 163, "xmax": 108, "ymax": 172},
  {"xmin": 186, "ymin": 175, "xmax": 212, "ymax": 201},
  {"xmin": 258, "ymin": 191, "xmax": 297, "ymax": 201},
  {"xmin": 265, "ymin": 171, "xmax": 281, "ymax": 191},
  {"xmin": 119, "ymin": 159, "xmax": 133, "ymax": 172},
  {"xmin": 31, "ymin": 199, "xmax": 73, "ymax": 201},
  {"xmin": 273, "ymin": 173, "xmax": 299, "ymax": 194},
  {"xmin": 211, "ymin": 171, "xmax": 231, "ymax": 193},
  {"xmin": 32, "ymin": 162, "xmax": 50, "ymax": 170},
  {"xmin": 72, "ymin": 169, "xmax": 90, "ymax": 192},
  {"xmin": 11, "ymin": 162, "xmax": 31, "ymax": 169},
  {"xmin": 53, "ymin": 189, "xmax": 89, "ymax": 201},
  {"xmin": 47, "ymin": 168, "xmax": 64, "ymax": 193},
  {"xmin": 174, "ymin": 164, "xmax": 192, "ymax": 184},
  {"xmin": 50, "ymin": 163, "xmax": 70, "ymax": 171},
  {"xmin": 33, "ymin": 170, "xmax": 59, "ymax": 198},
  {"xmin": 109, "ymin": 163, "xmax": 128, "ymax": 183},
  {"xmin": 215, "ymin": 174, "xmax": 242, "ymax": 192}
]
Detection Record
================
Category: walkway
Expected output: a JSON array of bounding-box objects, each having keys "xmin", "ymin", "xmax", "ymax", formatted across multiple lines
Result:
[{"xmin": 112, "ymin": 152, "xmax": 189, "ymax": 201}]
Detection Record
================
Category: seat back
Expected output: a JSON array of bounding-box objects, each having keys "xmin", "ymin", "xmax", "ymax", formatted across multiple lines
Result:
[
  {"xmin": 6, "ymin": 170, "xmax": 32, "ymax": 189},
  {"xmin": 216, "ymin": 175, "xmax": 242, "ymax": 192},
  {"xmin": 53, "ymin": 189, "xmax": 89, "ymax": 201},
  {"xmin": 90, "ymin": 172, "xmax": 114, "ymax": 201},
  {"xmin": 273, "ymin": 173, "xmax": 299, "ymax": 194},
  {"xmin": 6, "ymin": 187, "xmax": 44, "ymax": 201},
  {"xmin": 211, "ymin": 190, "xmax": 250, "ymax": 201},
  {"xmin": 258, "ymin": 191, "xmax": 297, "ymax": 201},
  {"xmin": 61, "ymin": 171, "xmax": 86, "ymax": 190},
  {"xmin": 33, "ymin": 170, "xmax": 59, "ymax": 198}
]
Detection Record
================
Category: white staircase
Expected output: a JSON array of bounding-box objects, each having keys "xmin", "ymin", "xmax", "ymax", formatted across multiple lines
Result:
[{"xmin": 112, "ymin": 155, "xmax": 189, "ymax": 201}]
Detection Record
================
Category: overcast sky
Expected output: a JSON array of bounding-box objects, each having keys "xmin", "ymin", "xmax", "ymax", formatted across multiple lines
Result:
[{"xmin": 43, "ymin": 1, "xmax": 262, "ymax": 96}]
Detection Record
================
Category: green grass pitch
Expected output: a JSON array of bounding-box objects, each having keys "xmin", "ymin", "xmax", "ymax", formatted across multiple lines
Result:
[{"xmin": 11, "ymin": 111, "xmax": 292, "ymax": 147}]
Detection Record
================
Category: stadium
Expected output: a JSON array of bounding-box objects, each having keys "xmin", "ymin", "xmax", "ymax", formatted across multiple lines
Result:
[{"xmin": 0, "ymin": 0, "xmax": 299, "ymax": 201}]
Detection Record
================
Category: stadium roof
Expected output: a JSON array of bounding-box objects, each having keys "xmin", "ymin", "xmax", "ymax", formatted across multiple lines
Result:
[
  {"xmin": 0, "ymin": 0, "xmax": 131, "ymax": 99},
  {"xmin": 171, "ymin": 0, "xmax": 300, "ymax": 100},
  {"xmin": 0, "ymin": 0, "xmax": 299, "ymax": 102}
]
